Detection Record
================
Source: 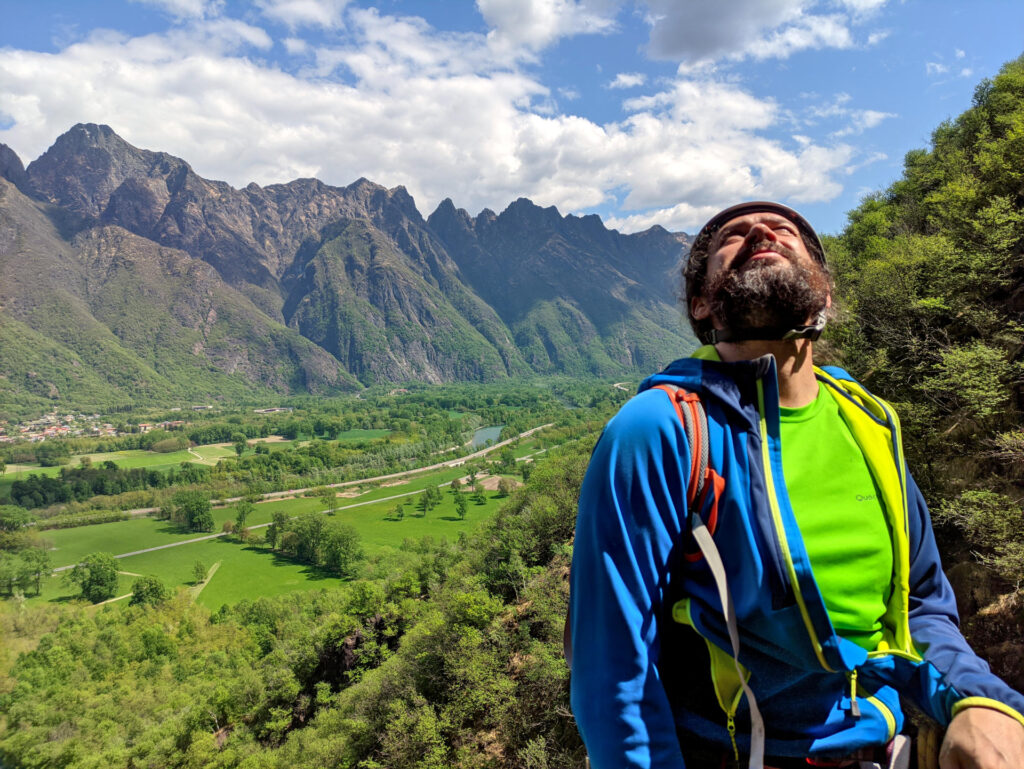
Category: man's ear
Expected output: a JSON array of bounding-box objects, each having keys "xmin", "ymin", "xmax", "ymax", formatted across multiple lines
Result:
[{"xmin": 691, "ymin": 296, "xmax": 711, "ymax": 321}]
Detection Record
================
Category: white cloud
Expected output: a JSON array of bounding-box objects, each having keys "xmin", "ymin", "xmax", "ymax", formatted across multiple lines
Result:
[
  {"xmin": 805, "ymin": 92, "xmax": 894, "ymax": 137},
  {"xmin": 926, "ymin": 61, "xmax": 948, "ymax": 75},
  {"xmin": 0, "ymin": 6, "xmax": 861, "ymax": 234},
  {"xmin": 960, "ymin": 68, "xmax": 973, "ymax": 78},
  {"xmin": 607, "ymin": 72, "xmax": 646, "ymax": 89},
  {"xmin": 256, "ymin": 0, "xmax": 350, "ymax": 30},
  {"xmin": 282, "ymin": 37, "xmax": 309, "ymax": 55},
  {"xmin": 836, "ymin": 0, "xmax": 887, "ymax": 16},
  {"xmin": 640, "ymin": 0, "xmax": 888, "ymax": 64},
  {"xmin": 866, "ymin": 29, "xmax": 889, "ymax": 46},
  {"xmin": 129, "ymin": 0, "xmax": 223, "ymax": 19},
  {"xmin": 476, "ymin": 0, "xmax": 619, "ymax": 52},
  {"xmin": 833, "ymin": 109, "xmax": 895, "ymax": 137},
  {"xmin": 558, "ymin": 86, "xmax": 581, "ymax": 100},
  {"xmin": 955, "ymin": 48, "xmax": 965, "ymax": 59}
]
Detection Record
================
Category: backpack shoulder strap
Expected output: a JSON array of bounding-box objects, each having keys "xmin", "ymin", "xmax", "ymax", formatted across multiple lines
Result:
[{"xmin": 650, "ymin": 383, "xmax": 709, "ymax": 508}]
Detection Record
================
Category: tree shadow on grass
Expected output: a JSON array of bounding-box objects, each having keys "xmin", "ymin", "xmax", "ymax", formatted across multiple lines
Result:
[
  {"xmin": 213, "ymin": 539, "xmax": 343, "ymax": 582},
  {"xmin": 438, "ymin": 516, "xmax": 461, "ymax": 522}
]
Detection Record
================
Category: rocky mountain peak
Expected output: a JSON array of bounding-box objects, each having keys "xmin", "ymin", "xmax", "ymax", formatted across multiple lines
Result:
[
  {"xmin": 26, "ymin": 124, "xmax": 192, "ymax": 218},
  {"xmin": 0, "ymin": 144, "xmax": 29, "ymax": 193}
]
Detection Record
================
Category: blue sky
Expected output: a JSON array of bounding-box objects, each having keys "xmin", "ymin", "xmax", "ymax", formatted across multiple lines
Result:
[{"xmin": 0, "ymin": 1, "xmax": 1022, "ymax": 235}]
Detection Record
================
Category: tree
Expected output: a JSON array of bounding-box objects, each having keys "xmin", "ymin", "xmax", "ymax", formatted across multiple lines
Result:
[
  {"xmin": 35, "ymin": 441, "xmax": 71, "ymax": 467},
  {"xmin": 267, "ymin": 511, "xmax": 289, "ymax": 549},
  {"xmin": 497, "ymin": 477, "xmax": 516, "ymax": 497},
  {"xmin": 222, "ymin": 519, "xmax": 236, "ymax": 536},
  {"xmin": 0, "ymin": 459, "xmax": 5, "ymax": 477},
  {"xmin": 0, "ymin": 505, "xmax": 34, "ymax": 532},
  {"xmin": 191, "ymin": 561, "xmax": 208, "ymax": 584},
  {"xmin": 174, "ymin": 491, "xmax": 213, "ymax": 532},
  {"xmin": 473, "ymin": 482, "xmax": 486, "ymax": 505},
  {"xmin": 234, "ymin": 499, "xmax": 254, "ymax": 531},
  {"xmin": 21, "ymin": 548, "xmax": 51, "ymax": 595},
  {"xmin": 393, "ymin": 503, "xmax": 404, "ymax": 521},
  {"xmin": 454, "ymin": 492, "xmax": 468, "ymax": 521},
  {"xmin": 417, "ymin": 490, "xmax": 429, "ymax": 516},
  {"xmin": 130, "ymin": 575, "xmax": 169, "ymax": 607},
  {"xmin": 317, "ymin": 486, "xmax": 336, "ymax": 513},
  {"xmin": 231, "ymin": 432, "xmax": 248, "ymax": 457},
  {"xmin": 322, "ymin": 523, "xmax": 364, "ymax": 577},
  {"xmin": 67, "ymin": 552, "xmax": 119, "ymax": 603},
  {"xmin": 449, "ymin": 478, "xmax": 462, "ymax": 493}
]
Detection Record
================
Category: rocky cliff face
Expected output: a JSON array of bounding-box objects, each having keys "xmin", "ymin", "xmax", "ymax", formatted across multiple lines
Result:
[{"xmin": 1, "ymin": 123, "xmax": 694, "ymax": 408}]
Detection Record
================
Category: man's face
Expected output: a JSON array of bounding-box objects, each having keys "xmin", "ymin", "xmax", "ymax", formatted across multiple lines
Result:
[{"xmin": 691, "ymin": 211, "xmax": 829, "ymax": 333}]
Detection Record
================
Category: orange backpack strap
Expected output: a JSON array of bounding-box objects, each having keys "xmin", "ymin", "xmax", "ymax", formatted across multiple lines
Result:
[{"xmin": 650, "ymin": 384, "xmax": 709, "ymax": 508}]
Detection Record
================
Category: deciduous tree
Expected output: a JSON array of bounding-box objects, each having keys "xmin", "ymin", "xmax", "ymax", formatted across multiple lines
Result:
[
  {"xmin": 67, "ymin": 552, "xmax": 119, "ymax": 603},
  {"xmin": 130, "ymin": 575, "xmax": 170, "ymax": 607}
]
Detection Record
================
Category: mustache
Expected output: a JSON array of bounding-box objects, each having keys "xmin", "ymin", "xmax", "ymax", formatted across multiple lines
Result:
[{"xmin": 733, "ymin": 240, "xmax": 801, "ymax": 269}]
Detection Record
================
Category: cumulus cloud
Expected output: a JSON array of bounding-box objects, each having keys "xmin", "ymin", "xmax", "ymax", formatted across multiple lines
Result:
[
  {"xmin": 476, "ymin": 0, "xmax": 619, "ymax": 52},
  {"xmin": 926, "ymin": 61, "xmax": 949, "ymax": 75},
  {"xmin": 607, "ymin": 72, "xmax": 646, "ymax": 89},
  {"xmin": 641, "ymin": 0, "xmax": 885, "ymax": 64},
  {"xmin": 129, "ymin": 0, "xmax": 224, "ymax": 18},
  {"xmin": 255, "ymin": 0, "xmax": 350, "ymax": 29},
  {"xmin": 0, "ymin": 5, "xmax": 863, "ymax": 234}
]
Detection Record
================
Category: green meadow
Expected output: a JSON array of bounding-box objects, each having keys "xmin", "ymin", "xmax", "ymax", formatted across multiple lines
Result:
[{"xmin": 26, "ymin": 463, "xmax": 518, "ymax": 610}]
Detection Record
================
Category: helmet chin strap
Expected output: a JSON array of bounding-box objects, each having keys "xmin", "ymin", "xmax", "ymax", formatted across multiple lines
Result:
[{"xmin": 706, "ymin": 310, "xmax": 827, "ymax": 344}]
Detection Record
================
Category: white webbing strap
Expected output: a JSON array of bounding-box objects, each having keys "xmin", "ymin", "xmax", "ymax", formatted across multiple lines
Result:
[{"xmin": 690, "ymin": 511, "xmax": 766, "ymax": 769}]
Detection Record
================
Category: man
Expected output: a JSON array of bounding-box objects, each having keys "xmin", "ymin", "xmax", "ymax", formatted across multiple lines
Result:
[{"xmin": 569, "ymin": 202, "xmax": 1024, "ymax": 769}]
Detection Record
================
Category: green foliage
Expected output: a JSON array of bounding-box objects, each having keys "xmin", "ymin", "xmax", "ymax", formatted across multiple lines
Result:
[
  {"xmin": 174, "ymin": 490, "xmax": 214, "ymax": 532},
  {"xmin": 130, "ymin": 574, "xmax": 171, "ymax": 607},
  {"xmin": 234, "ymin": 499, "xmax": 255, "ymax": 531},
  {"xmin": 192, "ymin": 560, "xmax": 208, "ymax": 584},
  {"xmin": 66, "ymin": 551, "xmax": 119, "ymax": 603},
  {"xmin": 828, "ymin": 54, "xmax": 1024, "ymax": 591},
  {"xmin": 34, "ymin": 441, "xmax": 71, "ymax": 467},
  {"xmin": 935, "ymin": 491, "xmax": 1024, "ymax": 583},
  {"xmin": 0, "ymin": 504, "xmax": 34, "ymax": 531}
]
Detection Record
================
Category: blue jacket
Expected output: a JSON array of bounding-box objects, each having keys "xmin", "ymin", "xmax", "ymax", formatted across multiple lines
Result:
[{"xmin": 569, "ymin": 351, "xmax": 1024, "ymax": 767}]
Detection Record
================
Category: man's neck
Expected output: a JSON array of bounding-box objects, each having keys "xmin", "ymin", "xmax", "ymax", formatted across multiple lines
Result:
[{"xmin": 714, "ymin": 339, "xmax": 818, "ymax": 408}]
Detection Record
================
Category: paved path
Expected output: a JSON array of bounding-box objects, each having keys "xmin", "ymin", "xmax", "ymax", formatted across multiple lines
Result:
[
  {"xmin": 112, "ymin": 423, "xmax": 553, "ymax": 516},
  {"xmin": 53, "ymin": 484, "xmax": 473, "ymax": 570},
  {"xmin": 48, "ymin": 421, "xmax": 552, "ymax": 573}
]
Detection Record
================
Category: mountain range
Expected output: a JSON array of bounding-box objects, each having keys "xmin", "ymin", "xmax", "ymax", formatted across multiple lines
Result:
[{"xmin": 0, "ymin": 124, "xmax": 693, "ymax": 414}]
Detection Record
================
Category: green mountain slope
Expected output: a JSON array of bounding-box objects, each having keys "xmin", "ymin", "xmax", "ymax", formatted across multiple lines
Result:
[
  {"xmin": 0, "ymin": 176, "xmax": 354, "ymax": 412},
  {"xmin": 283, "ymin": 220, "xmax": 521, "ymax": 384}
]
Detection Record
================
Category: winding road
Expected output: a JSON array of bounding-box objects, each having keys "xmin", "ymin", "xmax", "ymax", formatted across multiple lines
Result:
[{"xmin": 52, "ymin": 422, "xmax": 554, "ymax": 571}]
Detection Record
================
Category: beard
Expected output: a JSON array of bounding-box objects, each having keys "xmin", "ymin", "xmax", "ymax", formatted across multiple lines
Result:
[{"xmin": 704, "ymin": 242, "xmax": 830, "ymax": 332}]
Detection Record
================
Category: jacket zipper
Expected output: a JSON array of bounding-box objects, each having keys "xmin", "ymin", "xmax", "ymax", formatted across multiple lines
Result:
[{"xmin": 755, "ymin": 379, "xmax": 835, "ymax": 673}]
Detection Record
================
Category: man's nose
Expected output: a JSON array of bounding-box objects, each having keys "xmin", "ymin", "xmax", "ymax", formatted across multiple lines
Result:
[{"xmin": 745, "ymin": 222, "xmax": 776, "ymax": 243}]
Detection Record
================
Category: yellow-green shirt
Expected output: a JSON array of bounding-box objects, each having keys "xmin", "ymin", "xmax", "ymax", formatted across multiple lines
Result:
[{"xmin": 779, "ymin": 382, "xmax": 893, "ymax": 650}]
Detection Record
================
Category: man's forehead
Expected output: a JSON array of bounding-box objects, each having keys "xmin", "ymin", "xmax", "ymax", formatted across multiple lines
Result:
[
  {"xmin": 708, "ymin": 211, "xmax": 798, "ymax": 249},
  {"xmin": 716, "ymin": 211, "xmax": 797, "ymax": 232}
]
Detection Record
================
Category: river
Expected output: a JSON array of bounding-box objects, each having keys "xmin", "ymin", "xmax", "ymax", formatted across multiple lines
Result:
[{"xmin": 470, "ymin": 425, "xmax": 503, "ymax": 449}]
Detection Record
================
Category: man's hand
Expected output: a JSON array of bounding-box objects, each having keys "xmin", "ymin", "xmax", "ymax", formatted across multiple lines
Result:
[{"xmin": 939, "ymin": 706, "xmax": 1024, "ymax": 768}]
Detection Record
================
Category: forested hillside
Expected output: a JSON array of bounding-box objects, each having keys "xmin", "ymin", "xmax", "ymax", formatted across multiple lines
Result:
[{"xmin": 825, "ymin": 54, "xmax": 1024, "ymax": 683}]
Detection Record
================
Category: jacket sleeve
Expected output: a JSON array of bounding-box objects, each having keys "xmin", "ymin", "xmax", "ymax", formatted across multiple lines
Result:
[
  {"xmin": 904, "ymin": 469, "xmax": 1024, "ymax": 727},
  {"xmin": 569, "ymin": 393, "xmax": 691, "ymax": 769}
]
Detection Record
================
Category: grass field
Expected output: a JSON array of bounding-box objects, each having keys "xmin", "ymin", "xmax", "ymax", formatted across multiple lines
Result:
[
  {"xmin": 334, "ymin": 429, "xmax": 392, "ymax": 442},
  {"xmin": 22, "ymin": 464, "xmax": 515, "ymax": 609}
]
